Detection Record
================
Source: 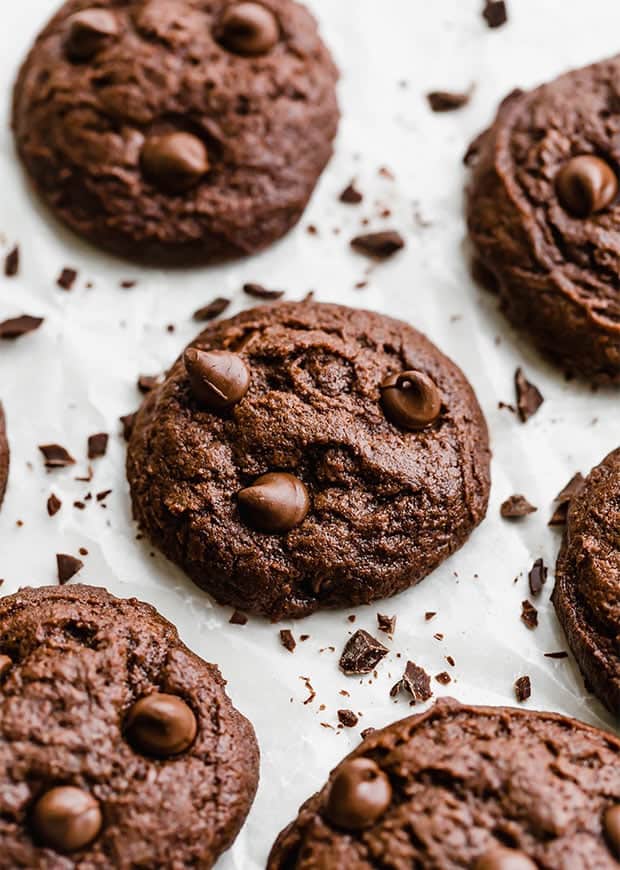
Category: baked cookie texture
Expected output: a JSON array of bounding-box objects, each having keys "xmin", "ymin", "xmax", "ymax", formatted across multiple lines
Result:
[
  {"xmin": 0, "ymin": 403, "xmax": 8, "ymax": 508},
  {"xmin": 553, "ymin": 447, "xmax": 620, "ymax": 716},
  {"xmin": 127, "ymin": 301, "xmax": 491, "ymax": 620},
  {"xmin": 0, "ymin": 584, "xmax": 259, "ymax": 868},
  {"xmin": 467, "ymin": 56, "xmax": 620, "ymax": 384},
  {"xmin": 12, "ymin": 0, "xmax": 339, "ymax": 264},
  {"xmin": 268, "ymin": 698, "xmax": 620, "ymax": 869}
]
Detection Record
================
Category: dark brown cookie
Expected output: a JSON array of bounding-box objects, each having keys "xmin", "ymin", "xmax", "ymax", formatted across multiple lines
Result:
[
  {"xmin": 467, "ymin": 58, "xmax": 620, "ymax": 384},
  {"xmin": 126, "ymin": 301, "xmax": 490, "ymax": 620},
  {"xmin": 12, "ymin": 0, "xmax": 339, "ymax": 265},
  {"xmin": 552, "ymin": 448, "xmax": 620, "ymax": 716},
  {"xmin": 268, "ymin": 698, "xmax": 620, "ymax": 868},
  {"xmin": 0, "ymin": 584, "xmax": 259, "ymax": 867},
  {"xmin": 0, "ymin": 403, "xmax": 8, "ymax": 509}
]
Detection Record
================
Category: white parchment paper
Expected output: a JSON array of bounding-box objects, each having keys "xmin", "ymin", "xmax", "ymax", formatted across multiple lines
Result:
[{"xmin": 1, "ymin": 1, "xmax": 619, "ymax": 866}]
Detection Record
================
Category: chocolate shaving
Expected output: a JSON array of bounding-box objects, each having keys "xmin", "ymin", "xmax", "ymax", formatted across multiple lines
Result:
[
  {"xmin": 514, "ymin": 675, "xmax": 531, "ymax": 703},
  {"xmin": 377, "ymin": 613, "xmax": 396, "ymax": 635},
  {"xmin": 521, "ymin": 600, "xmax": 538, "ymax": 630},
  {"xmin": 427, "ymin": 90, "xmax": 470, "ymax": 112},
  {"xmin": 500, "ymin": 494, "xmax": 537, "ymax": 519},
  {"xmin": 87, "ymin": 433, "xmax": 108, "ymax": 460},
  {"xmin": 120, "ymin": 413, "xmax": 137, "ymax": 442},
  {"xmin": 243, "ymin": 283, "xmax": 284, "ymax": 300},
  {"xmin": 280, "ymin": 629, "xmax": 296, "ymax": 653},
  {"xmin": 4, "ymin": 246, "xmax": 19, "ymax": 277},
  {"xmin": 390, "ymin": 661, "xmax": 432, "ymax": 703},
  {"xmin": 528, "ymin": 558, "xmax": 548, "ymax": 596},
  {"xmin": 339, "ymin": 182, "xmax": 363, "ymax": 204},
  {"xmin": 549, "ymin": 473, "xmax": 585, "ymax": 526},
  {"xmin": 0, "ymin": 315, "xmax": 43, "ymax": 339},
  {"xmin": 193, "ymin": 297, "xmax": 231, "ymax": 322},
  {"xmin": 47, "ymin": 493, "xmax": 62, "ymax": 516},
  {"xmin": 57, "ymin": 268, "xmax": 78, "ymax": 291},
  {"xmin": 337, "ymin": 709, "xmax": 359, "ymax": 727},
  {"xmin": 515, "ymin": 368, "xmax": 544, "ymax": 422},
  {"xmin": 229, "ymin": 610, "xmax": 248, "ymax": 626},
  {"xmin": 56, "ymin": 553, "xmax": 84, "ymax": 584},
  {"xmin": 483, "ymin": 0, "xmax": 508, "ymax": 28},
  {"xmin": 39, "ymin": 444, "xmax": 76, "ymax": 469},
  {"xmin": 351, "ymin": 230, "xmax": 405, "ymax": 260},
  {"xmin": 339, "ymin": 630, "xmax": 388, "ymax": 676}
]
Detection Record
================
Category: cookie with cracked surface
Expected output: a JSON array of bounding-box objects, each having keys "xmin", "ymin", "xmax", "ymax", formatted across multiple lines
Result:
[
  {"xmin": 126, "ymin": 301, "xmax": 490, "ymax": 620},
  {"xmin": 0, "ymin": 403, "xmax": 8, "ymax": 509},
  {"xmin": 268, "ymin": 698, "xmax": 620, "ymax": 869},
  {"xmin": 12, "ymin": 0, "xmax": 339, "ymax": 265},
  {"xmin": 0, "ymin": 584, "xmax": 259, "ymax": 868},
  {"xmin": 466, "ymin": 57, "xmax": 620, "ymax": 384},
  {"xmin": 552, "ymin": 447, "xmax": 620, "ymax": 716}
]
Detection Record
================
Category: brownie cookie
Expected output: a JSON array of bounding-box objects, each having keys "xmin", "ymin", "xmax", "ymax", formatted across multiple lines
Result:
[
  {"xmin": 127, "ymin": 301, "xmax": 490, "ymax": 620},
  {"xmin": 0, "ymin": 403, "xmax": 8, "ymax": 509},
  {"xmin": 467, "ymin": 57, "xmax": 620, "ymax": 383},
  {"xmin": 268, "ymin": 698, "xmax": 620, "ymax": 869},
  {"xmin": 0, "ymin": 584, "xmax": 259, "ymax": 868},
  {"xmin": 553, "ymin": 448, "xmax": 620, "ymax": 716},
  {"xmin": 12, "ymin": 0, "xmax": 339, "ymax": 265}
]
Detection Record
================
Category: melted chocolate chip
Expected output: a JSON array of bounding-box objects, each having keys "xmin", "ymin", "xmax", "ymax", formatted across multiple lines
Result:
[
  {"xmin": 381, "ymin": 371, "xmax": 441, "ymax": 430},
  {"xmin": 184, "ymin": 348, "xmax": 250, "ymax": 409},
  {"xmin": 603, "ymin": 805, "xmax": 620, "ymax": 858},
  {"xmin": 324, "ymin": 758, "xmax": 392, "ymax": 830},
  {"xmin": 475, "ymin": 847, "xmax": 537, "ymax": 870},
  {"xmin": 65, "ymin": 9, "xmax": 119, "ymax": 61},
  {"xmin": 556, "ymin": 155, "xmax": 618, "ymax": 218},
  {"xmin": 216, "ymin": 2, "xmax": 280, "ymax": 56},
  {"xmin": 125, "ymin": 693, "xmax": 197, "ymax": 757},
  {"xmin": 32, "ymin": 786, "xmax": 102, "ymax": 852},
  {"xmin": 339, "ymin": 630, "xmax": 388, "ymax": 676},
  {"xmin": 141, "ymin": 132, "xmax": 209, "ymax": 193},
  {"xmin": 238, "ymin": 472, "xmax": 309, "ymax": 533}
]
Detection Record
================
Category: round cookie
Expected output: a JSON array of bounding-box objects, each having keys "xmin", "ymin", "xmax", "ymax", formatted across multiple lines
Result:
[
  {"xmin": 127, "ymin": 301, "xmax": 491, "ymax": 620},
  {"xmin": 466, "ymin": 57, "xmax": 620, "ymax": 384},
  {"xmin": 0, "ymin": 403, "xmax": 8, "ymax": 509},
  {"xmin": 552, "ymin": 448, "xmax": 620, "ymax": 716},
  {"xmin": 268, "ymin": 698, "xmax": 620, "ymax": 869},
  {"xmin": 0, "ymin": 584, "xmax": 259, "ymax": 867},
  {"xmin": 12, "ymin": 0, "xmax": 339, "ymax": 265}
]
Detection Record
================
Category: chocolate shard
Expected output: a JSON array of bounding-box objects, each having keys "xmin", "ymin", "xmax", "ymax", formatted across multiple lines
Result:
[
  {"xmin": 500, "ymin": 494, "xmax": 537, "ymax": 519},
  {"xmin": 548, "ymin": 472, "xmax": 585, "ymax": 526},
  {"xmin": 56, "ymin": 553, "xmax": 84, "ymax": 584},
  {"xmin": 390, "ymin": 660, "xmax": 432, "ymax": 703},
  {"xmin": 339, "ymin": 182, "xmax": 363, "ymax": 204},
  {"xmin": 39, "ymin": 444, "xmax": 76, "ymax": 469},
  {"xmin": 339, "ymin": 630, "xmax": 388, "ymax": 676},
  {"xmin": 483, "ymin": 0, "xmax": 508, "ymax": 28},
  {"xmin": 435, "ymin": 672, "xmax": 451, "ymax": 685},
  {"xmin": 377, "ymin": 613, "xmax": 396, "ymax": 636},
  {"xmin": 528, "ymin": 558, "xmax": 548, "ymax": 596},
  {"xmin": 279, "ymin": 629, "xmax": 296, "ymax": 653},
  {"xmin": 351, "ymin": 231, "xmax": 405, "ymax": 260},
  {"xmin": 87, "ymin": 433, "xmax": 108, "ymax": 460},
  {"xmin": 57, "ymin": 268, "xmax": 78, "ymax": 291},
  {"xmin": 0, "ymin": 315, "xmax": 44, "ymax": 340},
  {"xmin": 514, "ymin": 675, "xmax": 531, "ymax": 703},
  {"xmin": 243, "ymin": 283, "xmax": 284, "ymax": 300},
  {"xmin": 337, "ymin": 709, "xmax": 359, "ymax": 727},
  {"xmin": 427, "ymin": 90, "xmax": 470, "ymax": 112},
  {"xmin": 193, "ymin": 297, "xmax": 231, "ymax": 322},
  {"xmin": 515, "ymin": 368, "xmax": 544, "ymax": 422},
  {"xmin": 4, "ymin": 246, "xmax": 19, "ymax": 277},
  {"xmin": 47, "ymin": 493, "xmax": 62, "ymax": 517},
  {"xmin": 521, "ymin": 600, "xmax": 538, "ymax": 630}
]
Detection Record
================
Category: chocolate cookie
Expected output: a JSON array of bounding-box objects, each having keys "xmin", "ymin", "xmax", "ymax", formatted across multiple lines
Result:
[
  {"xmin": 12, "ymin": 0, "xmax": 339, "ymax": 265},
  {"xmin": 0, "ymin": 403, "xmax": 8, "ymax": 509},
  {"xmin": 0, "ymin": 584, "xmax": 259, "ymax": 867},
  {"xmin": 552, "ymin": 448, "xmax": 620, "ymax": 716},
  {"xmin": 467, "ymin": 57, "xmax": 620, "ymax": 383},
  {"xmin": 127, "ymin": 301, "xmax": 490, "ymax": 620},
  {"xmin": 268, "ymin": 698, "xmax": 620, "ymax": 868}
]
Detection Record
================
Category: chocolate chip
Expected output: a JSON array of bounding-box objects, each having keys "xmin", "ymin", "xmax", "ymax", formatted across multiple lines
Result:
[
  {"xmin": 137, "ymin": 375, "xmax": 163, "ymax": 394},
  {"xmin": 482, "ymin": 1, "xmax": 508, "ymax": 28},
  {"xmin": 435, "ymin": 671, "xmax": 451, "ymax": 685},
  {"xmin": 57, "ymin": 268, "xmax": 78, "ymax": 291},
  {"xmin": 514, "ymin": 368, "xmax": 543, "ymax": 422},
  {"xmin": 184, "ymin": 348, "xmax": 250, "ymax": 409},
  {"xmin": 377, "ymin": 614, "xmax": 396, "ymax": 636},
  {"xmin": 47, "ymin": 494, "xmax": 62, "ymax": 517},
  {"xmin": 390, "ymin": 660, "xmax": 432, "ymax": 703},
  {"xmin": 4, "ymin": 246, "xmax": 19, "ymax": 277},
  {"xmin": 337, "ymin": 709, "xmax": 359, "ymax": 727},
  {"xmin": 216, "ymin": 2, "xmax": 280, "ymax": 56},
  {"xmin": 339, "ymin": 182, "xmax": 363, "ymax": 204},
  {"xmin": 56, "ymin": 554, "xmax": 84, "ymax": 584},
  {"xmin": 500, "ymin": 494, "xmax": 537, "ymax": 519},
  {"xmin": 238, "ymin": 472, "xmax": 309, "ymax": 533},
  {"xmin": 39, "ymin": 444, "xmax": 76, "ymax": 469},
  {"xmin": 548, "ymin": 472, "xmax": 585, "ymax": 526},
  {"xmin": 280, "ymin": 629, "xmax": 296, "ymax": 652},
  {"xmin": 324, "ymin": 758, "xmax": 392, "ymax": 830},
  {"xmin": 339, "ymin": 630, "xmax": 388, "ymax": 676},
  {"xmin": 87, "ymin": 433, "xmax": 108, "ymax": 460},
  {"xmin": 32, "ymin": 786, "xmax": 102, "ymax": 853},
  {"xmin": 556, "ymin": 155, "xmax": 618, "ymax": 218},
  {"xmin": 229, "ymin": 610, "xmax": 248, "ymax": 625},
  {"xmin": 193, "ymin": 297, "xmax": 231, "ymax": 322},
  {"xmin": 120, "ymin": 413, "xmax": 137, "ymax": 441},
  {"xmin": 427, "ymin": 90, "xmax": 470, "ymax": 112},
  {"xmin": 521, "ymin": 600, "xmax": 538, "ymax": 630},
  {"xmin": 124, "ymin": 693, "xmax": 197, "ymax": 756},
  {"xmin": 65, "ymin": 9, "xmax": 119, "ymax": 60},
  {"xmin": 528, "ymin": 558, "xmax": 547, "ymax": 596},
  {"xmin": 0, "ymin": 315, "xmax": 43, "ymax": 339},
  {"xmin": 242, "ymin": 282, "xmax": 284, "ymax": 300},
  {"xmin": 141, "ymin": 132, "xmax": 209, "ymax": 193},
  {"xmin": 475, "ymin": 847, "xmax": 537, "ymax": 870},
  {"xmin": 381, "ymin": 370, "xmax": 441, "ymax": 430},
  {"xmin": 603, "ymin": 805, "xmax": 620, "ymax": 858},
  {"xmin": 514, "ymin": 675, "xmax": 531, "ymax": 703},
  {"xmin": 351, "ymin": 230, "xmax": 405, "ymax": 259}
]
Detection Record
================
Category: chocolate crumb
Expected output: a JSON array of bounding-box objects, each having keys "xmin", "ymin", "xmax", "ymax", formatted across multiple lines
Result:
[
  {"xmin": 4, "ymin": 246, "xmax": 19, "ymax": 277},
  {"xmin": 87, "ymin": 433, "xmax": 108, "ymax": 460},
  {"xmin": 427, "ymin": 90, "xmax": 470, "ymax": 112},
  {"xmin": 483, "ymin": 0, "xmax": 508, "ymax": 28},
  {"xmin": 229, "ymin": 610, "xmax": 248, "ymax": 626},
  {"xmin": 243, "ymin": 283, "xmax": 284, "ymax": 300},
  {"xmin": 528, "ymin": 558, "xmax": 548, "ymax": 596},
  {"xmin": 514, "ymin": 675, "xmax": 531, "ymax": 703},
  {"xmin": 351, "ymin": 230, "xmax": 405, "ymax": 260},
  {"xmin": 120, "ymin": 413, "xmax": 137, "ymax": 442},
  {"xmin": 74, "ymin": 501, "xmax": 86, "ymax": 510},
  {"xmin": 339, "ymin": 182, "xmax": 363, "ymax": 204},
  {"xmin": 193, "ymin": 297, "xmax": 230, "ymax": 322},
  {"xmin": 377, "ymin": 614, "xmax": 396, "ymax": 636},
  {"xmin": 57, "ymin": 268, "xmax": 78, "ymax": 291},
  {"xmin": 515, "ymin": 368, "xmax": 544, "ymax": 422},
  {"xmin": 56, "ymin": 553, "xmax": 84, "ymax": 584},
  {"xmin": 501, "ymin": 494, "xmax": 537, "ymax": 519},
  {"xmin": 39, "ymin": 444, "xmax": 75, "ymax": 469},
  {"xmin": 391, "ymin": 661, "xmax": 433, "ymax": 703},
  {"xmin": 337, "ymin": 709, "xmax": 359, "ymax": 727},
  {"xmin": 339, "ymin": 630, "xmax": 388, "ymax": 676},
  {"xmin": 47, "ymin": 493, "xmax": 62, "ymax": 516},
  {"xmin": 549, "ymin": 473, "xmax": 585, "ymax": 526},
  {"xmin": 521, "ymin": 600, "xmax": 538, "ymax": 630},
  {"xmin": 435, "ymin": 671, "xmax": 451, "ymax": 685},
  {"xmin": 280, "ymin": 629, "xmax": 296, "ymax": 653},
  {"xmin": 0, "ymin": 315, "xmax": 44, "ymax": 340}
]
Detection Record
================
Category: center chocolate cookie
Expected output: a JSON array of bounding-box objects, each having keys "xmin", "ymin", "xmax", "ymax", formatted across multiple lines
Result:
[
  {"xmin": 552, "ymin": 448, "xmax": 620, "ymax": 716},
  {"xmin": 268, "ymin": 699, "xmax": 620, "ymax": 868},
  {"xmin": 126, "ymin": 302, "xmax": 491, "ymax": 620},
  {"xmin": 466, "ymin": 56, "xmax": 620, "ymax": 383},
  {"xmin": 0, "ymin": 584, "xmax": 259, "ymax": 868},
  {"xmin": 12, "ymin": 0, "xmax": 339, "ymax": 264},
  {"xmin": 0, "ymin": 403, "xmax": 8, "ymax": 509}
]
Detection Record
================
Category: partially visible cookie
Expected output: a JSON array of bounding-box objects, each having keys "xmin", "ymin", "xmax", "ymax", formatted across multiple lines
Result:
[
  {"xmin": 467, "ymin": 57, "xmax": 620, "ymax": 383},
  {"xmin": 552, "ymin": 448, "xmax": 620, "ymax": 716},
  {"xmin": 12, "ymin": 0, "xmax": 339, "ymax": 264},
  {"xmin": 0, "ymin": 403, "xmax": 8, "ymax": 508},
  {"xmin": 268, "ymin": 698, "xmax": 620, "ymax": 869},
  {"xmin": 0, "ymin": 584, "xmax": 259, "ymax": 868},
  {"xmin": 126, "ymin": 301, "xmax": 491, "ymax": 620}
]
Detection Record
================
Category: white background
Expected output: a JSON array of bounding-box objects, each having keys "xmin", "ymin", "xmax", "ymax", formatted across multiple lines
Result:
[{"xmin": 1, "ymin": 1, "xmax": 619, "ymax": 866}]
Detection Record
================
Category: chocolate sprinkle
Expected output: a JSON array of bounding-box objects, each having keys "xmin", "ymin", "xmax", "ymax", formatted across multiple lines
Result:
[
  {"xmin": 500, "ymin": 494, "xmax": 537, "ymax": 519},
  {"xmin": 87, "ymin": 433, "xmax": 108, "ymax": 460},
  {"xmin": 483, "ymin": 0, "xmax": 508, "ymax": 28},
  {"xmin": 339, "ymin": 182, "xmax": 363, "ymax": 204},
  {"xmin": 521, "ymin": 600, "xmax": 538, "ymax": 630},
  {"xmin": 377, "ymin": 614, "xmax": 396, "ymax": 636},
  {"xmin": 243, "ymin": 283, "xmax": 284, "ymax": 300},
  {"xmin": 549, "ymin": 472, "xmax": 585, "ymax": 526},
  {"xmin": 515, "ymin": 368, "xmax": 544, "ymax": 422},
  {"xmin": 427, "ymin": 90, "xmax": 470, "ymax": 112},
  {"xmin": 47, "ymin": 493, "xmax": 62, "ymax": 517},
  {"xmin": 337, "ymin": 709, "xmax": 359, "ymax": 727},
  {"xmin": 351, "ymin": 231, "xmax": 405, "ymax": 260},
  {"xmin": 0, "ymin": 315, "xmax": 44, "ymax": 340},
  {"xmin": 56, "ymin": 553, "xmax": 84, "ymax": 584},
  {"xmin": 4, "ymin": 246, "xmax": 19, "ymax": 277},
  {"xmin": 57, "ymin": 268, "xmax": 78, "ymax": 291},
  {"xmin": 339, "ymin": 630, "xmax": 388, "ymax": 676},
  {"xmin": 39, "ymin": 444, "xmax": 76, "ymax": 469},
  {"xmin": 193, "ymin": 297, "xmax": 231, "ymax": 322},
  {"xmin": 514, "ymin": 675, "xmax": 531, "ymax": 703},
  {"xmin": 390, "ymin": 661, "xmax": 432, "ymax": 703},
  {"xmin": 528, "ymin": 558, "xmax": 548, "ymax": 596},
  {"xmin": 280, "ymin": 629, "xmax": 296, "ymax": 653}
]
